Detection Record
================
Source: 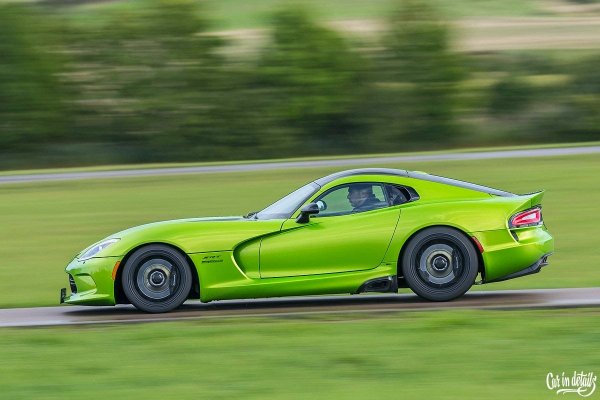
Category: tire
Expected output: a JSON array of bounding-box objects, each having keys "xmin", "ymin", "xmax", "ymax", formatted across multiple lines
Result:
[
  {"xmin": 122, "ymin": 244, "xmax": 193, "ymax": 313},
  {"xmin": 401, "ymin": 227, "xmax": 479, "ymax": 301}
]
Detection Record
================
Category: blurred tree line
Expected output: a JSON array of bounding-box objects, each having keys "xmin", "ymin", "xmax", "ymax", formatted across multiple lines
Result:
[{"xmin": 0, "ymin": 0, "xmax": 598, "ymax": 168}]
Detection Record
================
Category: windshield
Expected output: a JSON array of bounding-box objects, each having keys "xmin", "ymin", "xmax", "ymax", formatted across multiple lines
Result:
[{"xmin": 254, "ymin": 182, "xmax": 320, "ymax": 220}]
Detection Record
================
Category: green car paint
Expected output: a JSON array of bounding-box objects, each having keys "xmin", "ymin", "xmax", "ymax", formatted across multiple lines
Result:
[{"xmin": 62, "ymin": 169, "xmax": 554, "ymax": 307}]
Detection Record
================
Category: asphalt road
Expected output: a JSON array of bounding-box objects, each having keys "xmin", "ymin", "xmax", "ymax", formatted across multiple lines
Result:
[
  {"xmin": 1, "ymin": 288, "xmax": 599, "ymax": 328},
  {"xmin": 1, "ymin": 145, "xmax": 599, "ymax": 185}
]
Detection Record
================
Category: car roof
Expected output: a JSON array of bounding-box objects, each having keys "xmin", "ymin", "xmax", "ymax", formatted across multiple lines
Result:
[
  {"xmin": 314, "ymin": 168, "xmax": 408, "ymax": 186},
  {"xmin": 314, "ymin": 168, "xmax": 516, "ymax": 197}
]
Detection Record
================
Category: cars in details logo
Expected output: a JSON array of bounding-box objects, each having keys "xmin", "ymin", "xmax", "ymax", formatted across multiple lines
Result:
[{"xmin": 546, "ymin": 371, "xmax": 597, "ymax": 397}]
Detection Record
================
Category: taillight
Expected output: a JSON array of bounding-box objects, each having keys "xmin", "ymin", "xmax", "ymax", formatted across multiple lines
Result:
[{"xmin": 510, "ymin": 207, "xmax": 542, "ymax": 228}]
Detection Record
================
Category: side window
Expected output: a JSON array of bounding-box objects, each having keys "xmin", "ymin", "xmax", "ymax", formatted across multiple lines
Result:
[
  {"xmin": 314, "ymin": 183, "xmax": 388, "ymax": 217},
  {"xmin": 384, "ymin": 184, "xmax": 419, "ymax": 205},
  {"xmin": 386, "ymin": 185, "xmax": 408, "ymax": 205}
]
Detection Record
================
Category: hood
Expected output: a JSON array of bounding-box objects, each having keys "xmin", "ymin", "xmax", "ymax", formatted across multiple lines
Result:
[{"xmin": 89, "ymin": 215, "xmax": 283, "ymax": 258}]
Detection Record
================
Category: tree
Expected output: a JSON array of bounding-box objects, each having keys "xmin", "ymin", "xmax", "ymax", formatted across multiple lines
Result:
[
  {"xmin": 0, "ymin": 4, "xmax": 69, "ymax": 154},
  {"xmin": 255, "ymin": 7, "xmax": 367, "ymax": 155},
  {"xmin": 67, "ymin": 0, "xmax": 230, "ymax": 162},
  {"xmin": 378, "ymin": 0, "xmax": 465, "ymax": 147}
]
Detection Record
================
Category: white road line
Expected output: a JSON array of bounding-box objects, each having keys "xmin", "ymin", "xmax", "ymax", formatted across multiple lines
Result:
[{"xmin": 1, "ymin": 145, "xmax": 599, "ymax": 185}]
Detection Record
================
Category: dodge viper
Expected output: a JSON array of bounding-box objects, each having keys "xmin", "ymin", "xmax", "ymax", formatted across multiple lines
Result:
[{"xmin": 61, "ymin": 168, "xmax": 554, "ymax": 313}]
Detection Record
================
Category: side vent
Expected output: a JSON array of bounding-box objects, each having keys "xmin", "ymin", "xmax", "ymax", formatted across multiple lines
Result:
[{"xmin": 355, "ymin": 276, "xmax": 398, "ymax": 294}]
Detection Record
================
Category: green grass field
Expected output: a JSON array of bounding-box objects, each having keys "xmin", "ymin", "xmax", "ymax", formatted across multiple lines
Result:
[
  {"xmin": 1, "ymin": 149, "xmax": 599, "ymax": 308},
  {"xmin": 66, "ymin": 0, "xmax": 549, "ymax": 30},
  {"xmin": 0, "ymin": 308, "xmax": 598, "ymax": 399}
]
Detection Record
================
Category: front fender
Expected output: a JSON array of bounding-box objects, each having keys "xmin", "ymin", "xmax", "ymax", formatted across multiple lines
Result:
[{"xmin": 90, "ymin": 218, "xmax": 284, "ymax": 257}]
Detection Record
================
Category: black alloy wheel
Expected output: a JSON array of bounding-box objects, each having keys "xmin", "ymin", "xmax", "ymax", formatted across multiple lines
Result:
[
  {"xmin": 401, "ymin": 227, "xmax": 479, "ymax": 301},
  {"xmin": 122, "ymin": 244, "xmax": 193, "ymax": 313}
]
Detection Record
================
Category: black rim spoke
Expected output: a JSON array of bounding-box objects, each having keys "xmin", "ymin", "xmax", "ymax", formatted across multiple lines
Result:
[
  {"xmin": 135, "ymin": 257, "xmax": 180, "ymax": 301},
  {"xmin": 415, "ymin": 238, "xmax": 466, "ymax": 288}
]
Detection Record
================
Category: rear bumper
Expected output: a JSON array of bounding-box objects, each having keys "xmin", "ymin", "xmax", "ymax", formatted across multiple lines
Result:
[
  {"xmin": 484, "ymin": 253, "xmax": 552, "ymax": 283},
  {"xmin": 61, "ymin": 257, "xmax": 119, "ymax": 306},
  {"xmin": 472, "ymin": 225, "xmax": 554, "ymax": 283}
]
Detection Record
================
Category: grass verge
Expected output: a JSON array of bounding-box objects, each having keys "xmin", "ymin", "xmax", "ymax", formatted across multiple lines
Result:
[{"xmin": 0, "ymin": 308, "xmax": 598, "ymax": 399}]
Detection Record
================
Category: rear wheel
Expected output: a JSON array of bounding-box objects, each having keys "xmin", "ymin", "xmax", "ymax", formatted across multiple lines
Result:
[
  {"xmin": 401, "ymin": 227, "xmax": 478, "ymax": 301},
  {"xmin": 122, "ymin": 244, "xmax": 192, "ymax": 313}
]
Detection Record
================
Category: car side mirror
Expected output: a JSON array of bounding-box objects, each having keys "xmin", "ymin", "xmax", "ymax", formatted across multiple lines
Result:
[
  {"xmin": 296, "ymin": 202, "xmax": 320, "ymax": 224},
  {"xmin": 316, "ymin": 200, "xmax": 327, "ymax": 211}
]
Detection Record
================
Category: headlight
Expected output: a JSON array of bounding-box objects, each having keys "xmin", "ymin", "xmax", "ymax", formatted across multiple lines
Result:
[{"xmin": 79, "ymin": 238, "xmax": 120, "ymax": 261}]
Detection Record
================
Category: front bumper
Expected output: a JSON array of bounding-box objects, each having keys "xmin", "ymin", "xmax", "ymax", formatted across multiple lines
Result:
[{"xmin": 61, "ymin": 256, "xmax": 120, "ymax": 306}]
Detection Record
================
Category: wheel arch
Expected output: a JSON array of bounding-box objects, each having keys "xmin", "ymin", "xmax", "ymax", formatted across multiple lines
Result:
[
  {"xmin": 396, "ymin": 224, "xmax": 485, "ymax": 287},
  {"xmin": 114, "ymin": 242, "xmax": 200, "ymax": 305}
]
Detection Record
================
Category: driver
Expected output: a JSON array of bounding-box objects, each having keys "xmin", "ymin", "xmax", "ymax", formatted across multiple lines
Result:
[{"xmin": 347, "ymin": 184, "xmax": 381, "ymax": 212}]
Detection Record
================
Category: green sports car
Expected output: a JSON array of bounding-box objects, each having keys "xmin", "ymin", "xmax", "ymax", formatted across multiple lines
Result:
[{"xmin": 61, "ymin": 168, "xmax": 554, "ymax": 313}]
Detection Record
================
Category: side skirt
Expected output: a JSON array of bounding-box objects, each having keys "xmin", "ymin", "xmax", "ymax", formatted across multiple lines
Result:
[{"xmin": 190, "ymin": 251, "xmax": 397, "ymax": 302}]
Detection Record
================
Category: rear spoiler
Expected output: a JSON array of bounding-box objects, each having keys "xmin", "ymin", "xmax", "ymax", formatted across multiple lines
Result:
[{"xmin": 520, "ymin": 190, "xmax": 545, "ymax": 208}]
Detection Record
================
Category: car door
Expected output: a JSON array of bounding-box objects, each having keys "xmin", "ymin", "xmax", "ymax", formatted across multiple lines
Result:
[{"xmin": 259, "ymin": 182, "xmax": 401, "ymax": 278}]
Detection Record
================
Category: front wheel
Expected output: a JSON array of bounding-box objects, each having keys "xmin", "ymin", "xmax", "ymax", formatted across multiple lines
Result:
[
  {"xmin": 401, "ymin": 227, "xmax": 479, "ymax": 301},
  {"xmin": 122, "ymin": 244, "xmax": 193, "ymax": 313}
]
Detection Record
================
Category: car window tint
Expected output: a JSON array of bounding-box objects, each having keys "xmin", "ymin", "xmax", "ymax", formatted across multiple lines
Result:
[
  {"xmin": 372, "ymin": 185, "xmax": 386, "ymax": 204},
  {"xmin": 386, "ymin": 185, "xmax": 408, "ymax": 205},
  {"xmin": 256, "ymin": 182, "xmax": 320, "ymax": 219},
  {"xmin": 315, "ymin": 183, "xmax": 388, "ymax": 217}
]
